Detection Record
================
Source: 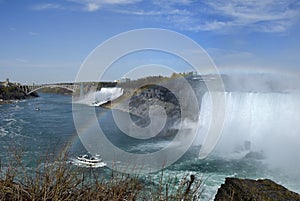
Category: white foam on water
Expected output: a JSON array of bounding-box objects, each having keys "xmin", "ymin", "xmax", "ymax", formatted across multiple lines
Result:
[
  {"xmin": 74, "ymin": 87, "xmax": 123, "ymax": 106},
  {"xmin": 0, "ymin": 127, "xmax": 8, "ymax": 137},
  {"xmin": 127, "ymin": 140, "xmax": 172, "ymax": 153}
]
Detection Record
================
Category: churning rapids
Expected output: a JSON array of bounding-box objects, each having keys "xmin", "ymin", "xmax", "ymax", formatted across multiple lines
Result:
[{"xmin": 1, "ymin": 79, "xmax": 300, "ymax": 200}]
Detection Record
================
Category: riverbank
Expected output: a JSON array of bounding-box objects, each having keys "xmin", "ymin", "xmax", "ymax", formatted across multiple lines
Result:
[
  {"xmin": 0, "ymin": 99, "xmax": 13, "ymax": 104},
  {"xmin": 0, "ymin": 84, "xmax": 38, "ymax": 104}
]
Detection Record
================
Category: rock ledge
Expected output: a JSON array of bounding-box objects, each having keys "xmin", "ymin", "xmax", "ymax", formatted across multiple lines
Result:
[{"xmin": 214, "ymin": 177, "xmax": 300, "ymax": 201}]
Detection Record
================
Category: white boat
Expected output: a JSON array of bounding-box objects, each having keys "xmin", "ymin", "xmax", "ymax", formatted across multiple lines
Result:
[{"xmin": 72, "ymin": 153, "xmax": 106, "ymax": 168}]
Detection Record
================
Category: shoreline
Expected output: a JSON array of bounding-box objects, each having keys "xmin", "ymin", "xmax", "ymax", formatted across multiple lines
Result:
[
  {"xmin": 0, "ymin": 84, "xmax": 39, "ymax": 104},
  {"xmin": 0, "ymin": 100, "xmax": 13, "ymax": 105}
]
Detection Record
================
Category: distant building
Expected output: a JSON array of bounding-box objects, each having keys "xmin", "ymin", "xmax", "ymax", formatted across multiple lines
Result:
[
  {"xmin": 0, "ymin": 78, "xmax": 19, "ymax": 87},
  {"xmin": 1, "ymin": 78, "xmax": 11, "ymax": 87},
  {"xmin": 120, "ymin": 77, "xmax": 130, "ymax": 83}
]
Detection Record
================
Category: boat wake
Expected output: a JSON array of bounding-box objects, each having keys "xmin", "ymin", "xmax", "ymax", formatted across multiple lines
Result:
[{"xmin": 70, "ymin": 153, "xmax": 107, "ymax": 168}]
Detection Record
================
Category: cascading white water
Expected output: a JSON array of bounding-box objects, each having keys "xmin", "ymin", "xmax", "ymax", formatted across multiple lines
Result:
[
  {"xmin": 75, "ymin": 87, "xmax": 123, "ymax": 106},
  {"xmin": 197, "ymin": 91, "xmax": 300, "ymax": 175}
]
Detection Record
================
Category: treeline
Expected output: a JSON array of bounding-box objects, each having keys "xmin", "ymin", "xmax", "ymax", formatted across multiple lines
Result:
[
  {"xmin": 118, "ymin": 72, "xmax": 197, "ymax": 89},
  {"xmin": 118, "ymin": 75, "xmax": 169, "ymax": 88}
]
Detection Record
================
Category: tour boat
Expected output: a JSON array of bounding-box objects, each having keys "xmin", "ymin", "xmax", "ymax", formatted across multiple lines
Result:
[{"xmin": 72, "ymin": 153, "xmax": 106, "ymax": 168}]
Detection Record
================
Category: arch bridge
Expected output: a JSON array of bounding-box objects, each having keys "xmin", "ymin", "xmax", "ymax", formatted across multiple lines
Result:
[{"xmin": 19, "ymin": 84, "xmax": 80, "ymax": 95}]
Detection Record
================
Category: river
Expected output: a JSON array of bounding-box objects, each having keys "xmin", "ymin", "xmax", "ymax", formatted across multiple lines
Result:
[{"xmin": 0, "ymin": 92, "xmax": 299, "ymax": 200}]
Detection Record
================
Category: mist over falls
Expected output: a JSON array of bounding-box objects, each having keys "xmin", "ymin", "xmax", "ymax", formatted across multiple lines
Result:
[{"xmin": 196, "ymin": 73, "xmax": 300, "ymax": 179}]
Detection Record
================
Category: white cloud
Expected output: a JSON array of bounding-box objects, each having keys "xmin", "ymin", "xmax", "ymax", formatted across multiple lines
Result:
[
  {"xmin": 185, "ymin": 20, "xmax": 230, "ymax": 32},
  {"xmin": 118, "ymin": 0, "xmax": 300, "ymax": 33},
  {"xmin": 115, "ymin": 7, "xmax": 191, "ymax": 16},
  {"xmin": 202, "ymin": 0, "xmax": 300, "ymax": 32},
  {"xmin": 86, "ymin": 3, "xmax": 100, "ymax": 11},
  {"xmin": 115, "ymin": 9, "xmax": 162, "ymax": 16},
  {"xmin": 207, "ymin": 0, "xmax": 295, "ymax": 21},
  {"xmin": 31, "ymin": 3, "xmax": 64, "ymax": 11},
  {"xmin": 31, "ymin": 0, "xmax": 300, "ymax": 33},
  {"xmin": 68, "ymin": 0, "xmax": 141, "ymax": 12}
]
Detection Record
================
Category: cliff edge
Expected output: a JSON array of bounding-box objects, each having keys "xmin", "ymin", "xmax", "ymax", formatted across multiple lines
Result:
[{"xmin": 214, "ymin": 177, "xmax": 300, "ymax": 201}]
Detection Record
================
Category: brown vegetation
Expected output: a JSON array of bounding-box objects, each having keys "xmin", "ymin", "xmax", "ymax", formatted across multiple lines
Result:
[{"xmin": 0, "ymin": 150, "xmax": 203, "ymax": 201}]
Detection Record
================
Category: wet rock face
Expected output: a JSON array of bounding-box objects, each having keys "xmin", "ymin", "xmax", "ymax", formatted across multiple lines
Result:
[
  {"xmin": 128, "ymin": 84, "xmax": 181, "ymax": 135},
  {"xmin": 214, "ymin": 178, "xmax": 300, "ymax": 201}
]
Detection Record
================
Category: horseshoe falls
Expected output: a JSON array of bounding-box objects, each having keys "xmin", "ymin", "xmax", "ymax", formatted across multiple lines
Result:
[
  {"xmin": 197, "ymin": 92, "xmax": 300, "ymax": 173},
  {"xmin": 192, "ymin": 73, "xmax": 300, "ymax": 198}
]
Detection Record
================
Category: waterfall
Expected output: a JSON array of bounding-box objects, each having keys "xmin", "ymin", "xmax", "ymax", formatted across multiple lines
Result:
[
  {"xmin": 75, "ymin": 87, "xmax": 123, "ymax": 106},
  {"xmin": 197, "ymin": 91, "xmax": 300, "ymax": 173}
]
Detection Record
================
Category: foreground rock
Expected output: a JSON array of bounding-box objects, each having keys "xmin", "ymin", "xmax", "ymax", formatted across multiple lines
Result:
[{"xmin": 214, "ymin": 177, "xmax": 300, "ymax": 201}]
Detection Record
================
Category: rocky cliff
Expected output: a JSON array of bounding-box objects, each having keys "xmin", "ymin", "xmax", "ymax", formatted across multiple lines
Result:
[
  {"xmin": 102, "ymin": 84, "xmax": 180, "ymax": 137},
  {"xmin": 101, "ymin": 77, "xmax": 204, "ymax": 137},
  {"xmin": 0, "ymin": 85, "xmax": 38, "ymax": 103},
  {"xmin": 214, "ymin": 177, "xmax": 300, "ymax": 201}
]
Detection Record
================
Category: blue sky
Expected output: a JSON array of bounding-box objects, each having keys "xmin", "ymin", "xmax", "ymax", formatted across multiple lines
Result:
[{"xmin": 0, "ymin": 0, "xmax": 300, "ymax": 84}]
